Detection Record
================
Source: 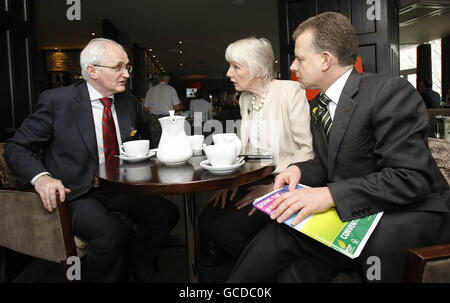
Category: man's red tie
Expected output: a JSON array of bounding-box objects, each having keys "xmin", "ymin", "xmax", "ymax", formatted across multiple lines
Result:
[{"xmin": 100, "ymin": 97, "xmax": 119, "ymax": 161}]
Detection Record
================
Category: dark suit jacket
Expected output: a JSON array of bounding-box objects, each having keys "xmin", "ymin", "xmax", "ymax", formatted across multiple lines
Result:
[
  {"xmin": 296, "ymin": 69, "xmax": 449, "ymax": 222},
  {"xmin": 420, "ymin": 89, "xmax": 441, "ymax": 109},
  {"xmin": 4, "ymin": 80, "xmax": 138, "ymax": 201}
]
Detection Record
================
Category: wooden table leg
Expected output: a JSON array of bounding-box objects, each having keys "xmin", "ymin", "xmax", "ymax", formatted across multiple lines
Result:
[{"xmin": 183, "ymin": 193, "xmax": 200, "ymax": 283}]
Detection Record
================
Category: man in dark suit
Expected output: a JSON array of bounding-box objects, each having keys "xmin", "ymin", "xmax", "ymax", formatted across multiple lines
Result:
[
  {"xmin": 418, "ymin": 80, "xmax": 441, "ymax": 108},
  {"xmin": 227, "ymin": 12, "xmax": 449, "ymax": 283},
  {"xmin": 3, "ymin": 38, "xmax": 179, "ymax": 282}
]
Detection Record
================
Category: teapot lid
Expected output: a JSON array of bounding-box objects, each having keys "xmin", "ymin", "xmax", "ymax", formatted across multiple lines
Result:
[{"xmin": 159, "ymin": 110, "xmax": 185, "ymax": 122}]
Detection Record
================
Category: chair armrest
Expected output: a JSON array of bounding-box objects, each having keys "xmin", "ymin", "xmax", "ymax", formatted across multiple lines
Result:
[
  {"xmin": 0, "ymin": 188, "xmax": 76, "ymax": 262},
  {"xmin": 404, "ymin": 244, "xmax": 450, "ymax": 282}
]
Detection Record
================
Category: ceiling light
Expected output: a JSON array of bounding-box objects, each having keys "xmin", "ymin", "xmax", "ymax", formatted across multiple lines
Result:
[
  {"xmin": 91, "ymin": 32, "xmax": 96, "ymax": 36},
  {"xmin": 179, "ymin": 41, "xmax": 183, "ymax": 44}
]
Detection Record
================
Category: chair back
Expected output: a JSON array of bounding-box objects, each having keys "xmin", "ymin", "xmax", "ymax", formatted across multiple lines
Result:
[{"xmin": 428, "ymin": 138, "xmax": 450, "ymax": 184}]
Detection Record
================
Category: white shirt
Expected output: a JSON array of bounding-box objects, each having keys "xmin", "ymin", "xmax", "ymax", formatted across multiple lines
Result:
[
  {"xmin": 144, "ymin": 82, "xmax": 180, "ymax": 115},
  {"xmin": 190, "ymin": 98, "xmax": 212, "ymax": 121},
  {"xmin": 31, "ymin": 82, "xmax": 123, "ymax": 185},
  {"xmin": 324, "ymin": 68, "xmax": 353, "ymax": 120}
]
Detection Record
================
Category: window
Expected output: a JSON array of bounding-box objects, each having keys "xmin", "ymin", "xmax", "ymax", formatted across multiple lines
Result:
[
  {"xmin": 430, "ymin": 39, "xmax": 442, "ymax": 96},
  {"xmin": 399, "ymin": 39, "xmax": 442, "ymax": 96},
  {"xmin": 400, "ymin": 44, "xmax": 418, "ymax": 88}
]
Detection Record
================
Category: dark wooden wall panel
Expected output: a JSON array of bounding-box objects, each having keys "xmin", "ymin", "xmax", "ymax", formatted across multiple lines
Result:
[
  {"xmin": 350, "ymin": 0, "xmax": 376, "ymax": 35},
  {"xmin": 10, "ymin": 33, "xmax": 32, "ymax": 126},
  {"xmin": 442, "ymin": 36, "xmax": 450, "ymax": 98},
  {"xmin": 10, "ymin": 0, "xmax": 26, "ymax": 21},
  {"xmin": 278, "ymin": 0, "xmax": 399, "ymax": 79},
  {"xmin": 357, "ymin": 44, "xmax": 377, "ymax": 73},
  {"xmin": 0, "ymin": 28, "xmax": 13, "ymax": 137},
  {"xmin": 317, "ymin": 0, "xmax": 339, "ymax": 13},
  {"xmin": 0, "ymin": 0, "xmax": 36, "ymax": 139}
]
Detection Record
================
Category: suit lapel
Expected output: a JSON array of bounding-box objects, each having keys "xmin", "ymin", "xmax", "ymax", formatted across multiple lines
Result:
[
  {"xmin": 72, "ymin": 81, "xmax": 99, "ymax": 163},
  {"xmin": 327, "ymin": 69, "xmax": 360, "ymax": 178},
  {"xmin": 114, "ymin": 93, "xmax": 132, "ymax": 142}
]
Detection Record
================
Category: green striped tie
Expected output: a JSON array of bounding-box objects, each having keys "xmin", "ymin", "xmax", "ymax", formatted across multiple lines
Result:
[{"xmin": 318, "ymin": 93, "xmax": 333, "ymax": 140}]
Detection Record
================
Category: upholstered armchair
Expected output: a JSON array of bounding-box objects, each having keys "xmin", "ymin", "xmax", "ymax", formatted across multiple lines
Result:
[
  {"xmin": 0, "ymin": 142, "xmax": 86, "ymax": 282},
  {"xmin": 403, "ymin": 138, "xmax": 450, "ymax": 282},
  {"xmin": 333, "ymin": 138, "xmax": 450, "ymax": 283}
]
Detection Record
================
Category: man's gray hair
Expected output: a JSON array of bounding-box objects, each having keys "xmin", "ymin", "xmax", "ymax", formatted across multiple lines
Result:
[
  {"xmin": 225, "ymin": 37, "xmax": 274, "ymax": 81},
  {"xmin": 80, "ymin": 38, "xmax": 125, "ymax": 80},
  {"xmin": 158, "ymin": 74, "xmax": 170, "ymax": 82}
]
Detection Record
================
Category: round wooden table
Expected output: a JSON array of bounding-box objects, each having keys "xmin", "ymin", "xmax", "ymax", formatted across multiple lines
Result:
[{"xmin": 95, "ymin": 155, "xmax": 275, "ymax": 282}]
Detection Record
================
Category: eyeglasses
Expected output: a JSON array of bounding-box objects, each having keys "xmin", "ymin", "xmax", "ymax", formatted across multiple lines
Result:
[{"xmin": 94, "ymin": 64, "xmax": 133, "ymax": 73}]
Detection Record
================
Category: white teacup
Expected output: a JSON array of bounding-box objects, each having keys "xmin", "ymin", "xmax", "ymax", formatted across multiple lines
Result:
[
  {"xmin": 120, "ymin": 140, "xmax": 149, "ymax": 158},
  {"xmin": 203, "ymin": 144, "xmax": 237, "ymax": 167},
  {"xmin": 188, "ymin": 135, "xmax": 205, "ymax": 151},
  {"xmin": 212, "ymin": 133, "xmax": 241, "ymax": 159}
]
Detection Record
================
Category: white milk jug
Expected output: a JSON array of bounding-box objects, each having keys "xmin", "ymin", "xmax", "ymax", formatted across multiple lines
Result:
[{"xmin": 157, "ymin": 111, "xmax": 193, "ymax": 166}]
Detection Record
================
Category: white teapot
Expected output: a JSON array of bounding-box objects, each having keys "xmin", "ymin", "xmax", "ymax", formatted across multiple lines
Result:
[
  {"xmin": 212, "ymin": 133, "xmax": 242, "ymax": 160},
  {"xmin": 157, "ymin": 110, "xmax": 193, "ymax": 166}
]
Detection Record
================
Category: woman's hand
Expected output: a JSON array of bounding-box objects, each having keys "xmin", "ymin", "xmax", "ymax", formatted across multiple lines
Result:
[{"xmin": 208, "ymin": 187, "xmax": 239, "ymax": 208}]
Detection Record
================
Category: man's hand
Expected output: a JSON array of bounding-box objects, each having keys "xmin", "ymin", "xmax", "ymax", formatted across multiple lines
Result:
[
  {"xmin": 269, "ymin": 187, "xmax": 335, "ymax": 226},
  {"xmin": 34, "ymin": 175, "xmax": 71, "ymax": 212},
  {"xmin": 273, "ymin": 165, "xmax": 301, "ymax": 191},
  {"xmin": 235, "ymin": 184, "xmax": 273, "ymax": 216},
  {"xmin": 208, "ymin": 187, "xmax": 239, "ymax": 208}
]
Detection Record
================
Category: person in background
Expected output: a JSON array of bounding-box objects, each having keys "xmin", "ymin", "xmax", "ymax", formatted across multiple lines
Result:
[
  {"xmin": 221, "ymin": 91, "xmax": 240, "ymax": 110},
  {"xmin": 441, "ymin": 88, "xmax": 450, "ymax": 108},
  {"xmin": 3, "ymin": 38, "xmax": 179, "ymax": 282},
  {"xmin": 219, "ymin": 91, "xmax": 241, "ymax": 126},
  {"xmin": 418, "ymin": 79, "xmax": 441, "ymax": 109},
  {"xmin": 190, "ymin": 87, "xmax": 213, "ymax": 122},
  {"xmin": 227, "ymin": 12, "xmax": 449, "ymax": 283},
  {"xmin": 199, "ymin": 37, "xmax": 314, "ymax": 271},
  {"xmin": 143, "ymin": 74, "xmax": 181, "ymax": 147}
]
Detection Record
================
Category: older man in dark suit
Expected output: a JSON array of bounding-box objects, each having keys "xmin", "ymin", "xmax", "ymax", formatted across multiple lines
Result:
[
  {"xmin": 3, "ymin": 38, "xmax": 178, "ymax": 282},
  {"xmin": 227, "ymin": 12, "xmax": 449, "ymax": 283}
]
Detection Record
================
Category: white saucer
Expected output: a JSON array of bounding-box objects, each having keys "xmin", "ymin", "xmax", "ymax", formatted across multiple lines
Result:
[
  {"xmin": 118, "ymin": 150, "xmax": 155, "ymax": 162},
  {"xmin": 200, "ymin": 159, "xmax": 245, "ymax": 174}
]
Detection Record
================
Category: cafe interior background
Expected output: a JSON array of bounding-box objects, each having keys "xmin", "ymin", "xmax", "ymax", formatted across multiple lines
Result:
[{"xmin": 0, "ymin": 0, "xmax": 449, "ymax": 282}]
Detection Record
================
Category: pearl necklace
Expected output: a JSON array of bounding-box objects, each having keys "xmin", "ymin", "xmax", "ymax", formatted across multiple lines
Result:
[{"xmin": 251, "ymin": 91, "xmax": 268, "ymax": 111}]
